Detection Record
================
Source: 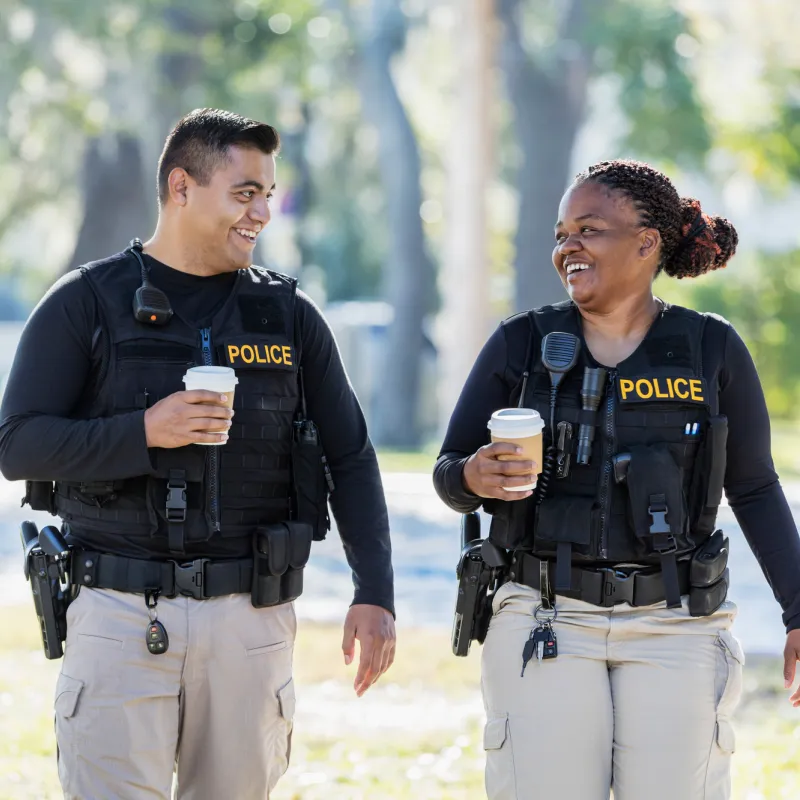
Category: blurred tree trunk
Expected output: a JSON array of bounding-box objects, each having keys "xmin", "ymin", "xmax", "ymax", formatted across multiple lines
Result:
[
  {"xmin": 358, "ymin": 0, "xmax": 435, "ymax": 447},
  {"xmin": 437, "ymin": 0, "xmax": 496, "ymax": 424},
  {"xmin": 278, "ymin": 102, "xmax": 315, "ymax": 273},
  {"xmin": 155, "ymin": 6, "xmax": 212, "ymax": 138},
  {"xmin": 497, "ymin": 0, "xmax": 602, "ymax": 311},
  {"xmin": 63, "ymin": 7, "xmax": 207, "ymax": 274},
  {"xmin": 63, "ymin": 134, "xmax": 151, "ymax": 271}
]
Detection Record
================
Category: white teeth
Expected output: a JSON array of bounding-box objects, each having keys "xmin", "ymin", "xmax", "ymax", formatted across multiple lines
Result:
[
  {"xmin": 235, "ymin": 229, "xmax": 257, "ymax": 240},
  {"xmin": 566, "ymin": 263, "xmax": 591, "ymax": 274}
]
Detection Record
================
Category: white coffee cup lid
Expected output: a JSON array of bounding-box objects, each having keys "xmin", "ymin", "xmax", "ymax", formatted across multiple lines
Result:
[
  {"xmin": 183, "ymin": 366, "xmax": 238, "ymax": 392},
  {"xmin": 488, "ymin": 408, "xmax": 544, "ymax": 437}
]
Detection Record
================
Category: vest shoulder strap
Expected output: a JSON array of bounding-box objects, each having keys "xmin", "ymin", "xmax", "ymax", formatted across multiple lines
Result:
[
  {"xmin": 79, "ymin": 252, "xmax": 140, "ymax": 296},
  {"xmin": 243, "ymin": 267, "xmax": 302, "ymax": 413},
  {"xmin": 661, "ymin": 303, "xmax": 730, "ymax": 378},
  {"xmin": 249, "ymin": 264, "xmax": 297, "ymax": 285},
  {"xmin": 698, "ymin": 312, "xmax": 729, "ymax": 374},
  {"xmin": 531, "ymin": 301, "xmax": 579, "ymax": 338},
  {"xmin": 699, "ymin": 313, "xmax": 730, "ymax": 416},
  {"xmin": 516, "ymin": 311, "xmax": 537, "ymax": 407}
]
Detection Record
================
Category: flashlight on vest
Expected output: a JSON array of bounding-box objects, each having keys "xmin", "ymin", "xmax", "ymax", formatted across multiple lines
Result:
[{"xmin": 576, "ymin": 367, "xmax": 607, "ymax": 466}]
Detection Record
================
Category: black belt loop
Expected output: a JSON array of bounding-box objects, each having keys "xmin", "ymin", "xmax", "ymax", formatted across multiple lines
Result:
[
  {"xmin": 648, "ymin": 492, "xmax": 681, "ymax": 609},
  {"xmin": 555, "ymin": 542, "xmax": 572, "ymax": 591},
  {"xmin": 539, "ymin": 558, "xmax": 554, "ymax": 609},
  {"xmin": 166, "ymin": 469, "xmax": 187, "ymax": 555},
  {"xmin": 660, "ymin": 552, "xmax": 682, "ymax": 609},
  {"xmin": 76, "ymin": 550, "xmax": 99, "ymax": 587}
]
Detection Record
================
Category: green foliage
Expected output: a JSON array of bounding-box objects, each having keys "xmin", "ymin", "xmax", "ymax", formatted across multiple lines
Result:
[
  {"xmin": 0, "ymin": 0, "xmax": 390, "ymax": 299},
  {"xmin": 658, "ymin": 250, "xmax": 800, "ymax": 419},
  {"xmin": 717, "ymin": 66, "xmax": 800, "ymax": 191},
  {"xmin": 589, "ymin": 0, "xmax": 711, "ymax": 164},
  {"xmin": 513, "ymin": 0, "xmax": 710, "ymax": 167}
]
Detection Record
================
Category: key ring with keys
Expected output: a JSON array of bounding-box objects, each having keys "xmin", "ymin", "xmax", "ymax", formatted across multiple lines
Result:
[{"xmin": 534, "ymin": 603, "xmax": 557, "ymax": 625}]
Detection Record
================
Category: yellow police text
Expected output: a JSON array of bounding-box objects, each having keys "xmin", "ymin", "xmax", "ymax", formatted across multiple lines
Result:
[
  {"xmin": 227, "ymin": 344, "xmax": 294, "ymax": 366},
  {"xmin": 618, "ymin": 377, "xmax": 704, "ymax": 403}
]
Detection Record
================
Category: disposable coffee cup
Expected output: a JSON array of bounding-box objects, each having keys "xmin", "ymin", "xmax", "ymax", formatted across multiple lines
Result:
[
  {"xmin": 488, "ymin": 408, "xmax": 545, "ymax": 491},
  {"xmin": 182, "ymin": 366, "xmax": 238, "ymax": 445}
]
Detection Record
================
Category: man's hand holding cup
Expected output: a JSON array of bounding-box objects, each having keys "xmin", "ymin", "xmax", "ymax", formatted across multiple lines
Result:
[{"xmin": 144, "ymin": 366, "xmax": 238, "ymax": 449}]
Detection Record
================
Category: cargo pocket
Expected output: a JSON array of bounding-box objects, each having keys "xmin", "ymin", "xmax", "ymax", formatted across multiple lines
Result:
[
  {"xmin": 705, "ymin": 630, "xmax": 744, "ymax": 797},
  {"xmin": 483, "ymin": 714, "xmax": 518, "ymax": 800},
  {"xmin": 54, "ymin": 672, "xmax": 84, "ymax": 790},
  {"xmin": 277, "ymin": 678, "xmax": 296, "ymax": 769},
  {"xmin": 714, "ymin": 630, "xmax": 744, "ymax": 753},
  {"xmin": 55, "ymin": 672, "xmax": 84, "ymax": 719}
]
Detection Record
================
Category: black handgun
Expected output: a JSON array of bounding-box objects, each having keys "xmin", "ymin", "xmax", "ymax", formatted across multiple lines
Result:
[
  {"xmin": 452, "ymin": 513, "xmax": 507, "ymax": 657},
  {"xmin": 20, "ymin": 522, "xmax": 73, "ymax": 659}
]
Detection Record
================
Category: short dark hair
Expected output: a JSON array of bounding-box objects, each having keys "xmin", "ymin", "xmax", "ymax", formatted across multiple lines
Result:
[
  {"xmin": 573, "ymin": 159, "xmax": 738, "ymax": 279},
  {"xmin": 157, "ymin": 108, "xmax": 280, "ymax": 205}
]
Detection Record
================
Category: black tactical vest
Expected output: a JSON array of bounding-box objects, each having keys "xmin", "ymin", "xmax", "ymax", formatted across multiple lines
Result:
[
  {"xmin": 51, "ymin": 253, "xmax": 302, "ymax": 553},
  {"xmin": 486, "ymin": 301, "xmax": 729, "ymax": 587}
]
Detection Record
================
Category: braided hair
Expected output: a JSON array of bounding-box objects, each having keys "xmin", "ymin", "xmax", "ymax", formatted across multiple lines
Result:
[{"xmin": 573, "ymin": 160, "xmax": 738, "ymax": 278}]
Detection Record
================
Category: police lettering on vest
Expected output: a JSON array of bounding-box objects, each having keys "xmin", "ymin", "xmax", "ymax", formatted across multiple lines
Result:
[
  {"xmin": 617, "ymin": 376, "xmax": 708, "ymax": 405},
  {"xmin": 225, "ymin": 342, "xmax": 295, "ymax": 369}
]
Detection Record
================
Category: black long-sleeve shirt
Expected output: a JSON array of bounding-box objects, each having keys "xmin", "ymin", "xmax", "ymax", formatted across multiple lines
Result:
[
  {"xmin": 434, "ymin": 308, "xmax": 800, "ymax": 632},
  {"xmin": 0, "ymin": 255, "xmax": 394, "ymax": 615}
]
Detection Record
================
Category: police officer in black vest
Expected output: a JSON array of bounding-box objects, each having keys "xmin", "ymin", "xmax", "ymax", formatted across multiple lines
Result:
[
  {"xmin": 435, "ymin": 160, "xmax": 800, "ymax": 799},
  {"xmin": 0, "ymin": 108, "xmax": 396, "ymax": 799}
]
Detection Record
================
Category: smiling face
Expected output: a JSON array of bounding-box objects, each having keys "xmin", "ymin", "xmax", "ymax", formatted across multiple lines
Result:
[
  {"xmin": 175, "ymin": 145, "xmax": 276, "ymax": 272},
  {"xmin": 552, "ymin": 181, "xmax": 661, "ymax": 311}
]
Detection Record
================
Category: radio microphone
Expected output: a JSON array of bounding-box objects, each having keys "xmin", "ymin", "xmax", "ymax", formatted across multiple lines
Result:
[
  {"xmin": 130, "ymin": 239, "xmax": 173, "ymax": 326},
  {"xmin": 540, "ymin": 332, "xmax": 581, "ymax": 433},
  {"xmin": 541, "ymin": 333, "xmax": 581, "ymax": 392}
]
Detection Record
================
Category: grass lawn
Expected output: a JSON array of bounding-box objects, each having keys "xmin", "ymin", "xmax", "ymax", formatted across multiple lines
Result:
[
  {"xmin": 2, "ymin": 603, "xmax": 800, "ymax": 799},
  {"xmin": 376, "ymin": 446, "xmax": 440, "ymax": 475}
]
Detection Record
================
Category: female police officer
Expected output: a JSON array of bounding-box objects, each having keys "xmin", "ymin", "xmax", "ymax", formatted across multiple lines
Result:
[{"xmin": 434, "ymin": 160, "xmax": 800, "ymax": 799}]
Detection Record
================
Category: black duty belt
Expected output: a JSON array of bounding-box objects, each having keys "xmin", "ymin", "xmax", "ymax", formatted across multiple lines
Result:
[
  {"xmin": 74, "ymin": 551, "xmax": 253, "ymax": 600},
  {"xmin": 508, "ymin": 552, "xmax": 691, "ymax": 608}
]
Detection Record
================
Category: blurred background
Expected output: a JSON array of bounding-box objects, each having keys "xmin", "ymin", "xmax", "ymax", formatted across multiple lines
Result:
[{"xmin": 1, "ymin": 1, "xmax": 800, "ymax": 797}]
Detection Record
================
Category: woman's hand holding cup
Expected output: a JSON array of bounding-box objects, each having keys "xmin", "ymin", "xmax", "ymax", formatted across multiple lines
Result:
[
  {"xmin": 462, "ymin": 442, "xmax": 539, "ymax": 500},
  {"xmin": 462, "ymin": 408, "xmax": 544, "ymax": 500}
]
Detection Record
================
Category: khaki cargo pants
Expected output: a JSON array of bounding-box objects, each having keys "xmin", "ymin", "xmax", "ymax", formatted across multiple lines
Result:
[
  {"xmin": 481, "ymin": 582, "xmax": 744, "ymax": 800},
  {"xmin": 54, "ymin": 587, "xmax": 296, "ymax": 800}
]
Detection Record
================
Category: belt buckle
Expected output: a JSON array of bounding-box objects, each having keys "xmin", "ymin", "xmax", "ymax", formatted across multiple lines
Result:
[
  {"xmin": 172, "ymin": 558, "xmax": 209, "ymax": 599},
  {"xmin": 599, "ymin": 568, "xmax": 636, "ymax": 607}
]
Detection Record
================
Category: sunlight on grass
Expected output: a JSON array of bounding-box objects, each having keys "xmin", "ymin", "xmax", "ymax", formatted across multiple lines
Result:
[{"xmin": 375, "ymin": 447, "xmax": 439, "ymax": 474}]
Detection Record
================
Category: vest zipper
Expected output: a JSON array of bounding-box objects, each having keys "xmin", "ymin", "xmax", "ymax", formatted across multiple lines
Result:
[
  {"xmin": 598, "ymin": 370, "xmax": 617, "ymax": 559},
  {"xmin": 200, "ymin": 327, "xmax": 221, "ymax": 532}
]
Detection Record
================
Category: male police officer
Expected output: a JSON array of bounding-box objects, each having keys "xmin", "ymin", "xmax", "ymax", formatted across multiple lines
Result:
[{"xmin": 0, "ymin": 108, "xmax": 396, "ymax": 799}]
